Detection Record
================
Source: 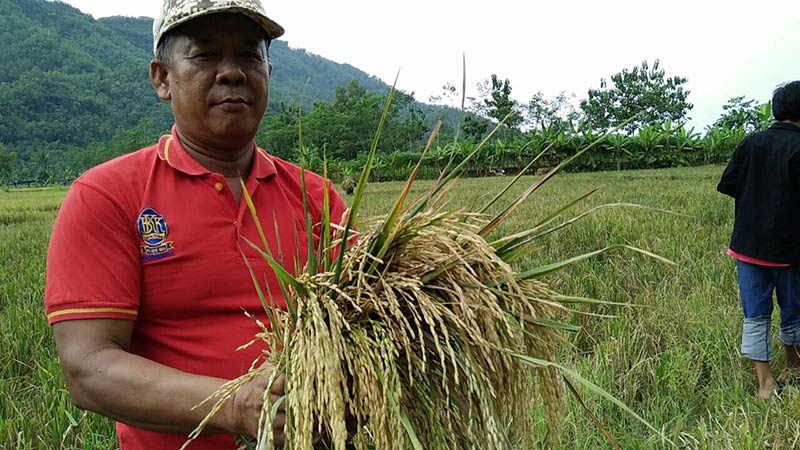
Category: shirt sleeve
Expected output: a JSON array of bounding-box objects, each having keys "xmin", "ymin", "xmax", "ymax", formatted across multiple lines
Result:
[
  {"xmin": 717, "ymin": 142, "xmax": 742, "ymax": 198},
  {"xmin": 45, "ymin": 181, "xmax": 141, "ymax": 325}
]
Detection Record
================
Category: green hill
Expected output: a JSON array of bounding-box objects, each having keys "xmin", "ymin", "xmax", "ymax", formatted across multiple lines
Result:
[{"xmin": 0, "ymin": 0, "xmax": 402, "ymax": 168}]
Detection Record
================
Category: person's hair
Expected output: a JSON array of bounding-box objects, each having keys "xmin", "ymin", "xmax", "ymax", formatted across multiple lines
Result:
[
  {"xmin": 154, "ymin": 28, "xmax": 271, "ymax": 67},
  {"xmin": 772, "ymin": 81, "xmax": 800, "ymax": 122},
  {"xmin": 154, "ymin": 33, "xmax": 177, "ymax": 66}
]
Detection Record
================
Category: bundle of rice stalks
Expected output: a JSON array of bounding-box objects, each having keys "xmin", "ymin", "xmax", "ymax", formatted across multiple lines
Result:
[{"xmin": 185, "ymin": 88, "xmax": 668, "ymax": 450}]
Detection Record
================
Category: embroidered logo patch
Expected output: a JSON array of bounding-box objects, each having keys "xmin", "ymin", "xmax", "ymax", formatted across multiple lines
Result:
[{"xmin": 137, "ymin": 208, "xmax": 175, "ymax": 262}]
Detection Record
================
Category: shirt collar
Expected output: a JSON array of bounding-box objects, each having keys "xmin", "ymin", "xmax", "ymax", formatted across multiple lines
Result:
[
  {"xmin": 156, "ymin": 126, "xmax": 277, "ymax": 179},
  {"xmin": 769, "ymin": 122, "xmax": 800, "ymax": 134}
]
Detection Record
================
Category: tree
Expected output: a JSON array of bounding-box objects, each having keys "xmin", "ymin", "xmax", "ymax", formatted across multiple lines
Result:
[
  {"xmin": 257, "ymin": 101, "xmax": 305, "ymax": 160},
  {"xmin": 712, "ymin": 96, "xmax": 772, "ymax": 133},
  {"xmin": 299, "ymin": 81, "xmax": 427, "ymax": 161},
  {"xmin": 0, "ymin": 143, "xmax": 15, "ymax": 180},
  {"xmin": 428, "ymin": 83, "xmax": 460, "ymax": 109},
  {"xmin": 526, "ymin": 91, "xmax": 579, "ymax": 132},
  {"xmin": 460, "ymin": 114, "xmax": 489, "ymax": 143},
  {"xmin": 33, "ymin": 148, "xmax": 52, "ymax": 183},
  {"xmin": 479, "ymin": 74, "xmax": 524, "ymax": 130},
  {"xmin": 428, "ymin": 83, "xmax": 465, "ymax": 139},
  {"xmin": 580, "ymin": 60, "xmax": 693, "ymax": 134},
  {"xmin": 302, "ymin": 80, "xmax": 385, "ymax": 160},
  {"xmin": 382, "ymin": 90, "xmax": 428, "ymax": 153}
]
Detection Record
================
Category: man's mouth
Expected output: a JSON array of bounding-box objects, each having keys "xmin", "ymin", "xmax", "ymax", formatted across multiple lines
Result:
[
  {"xmin": 213, "ymin": 97, "xmax": 251, "ymax": 112},
  {"xmin": 217, "ymin": 97, "xmax": 249, "ymax": 105}
]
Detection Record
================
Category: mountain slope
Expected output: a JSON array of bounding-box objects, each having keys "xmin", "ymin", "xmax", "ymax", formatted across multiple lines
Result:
[{"xmin": 0, "ymin": 0, "xmax": 391, "ymax": 156}]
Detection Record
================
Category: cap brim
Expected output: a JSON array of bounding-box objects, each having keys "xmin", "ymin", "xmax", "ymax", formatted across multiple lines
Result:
[
  {"xmin": 226, "ymin": 6, "xmax": 285, "ymax": 39},
  {"xmin": 159, "ymin": 6, "xmax": 284, "ymax": 45}
]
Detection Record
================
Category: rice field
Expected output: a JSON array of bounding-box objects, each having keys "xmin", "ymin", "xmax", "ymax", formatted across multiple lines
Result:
[{"xmin": 2, "ymin": 165, "xmax": 800, "ymax": 449}]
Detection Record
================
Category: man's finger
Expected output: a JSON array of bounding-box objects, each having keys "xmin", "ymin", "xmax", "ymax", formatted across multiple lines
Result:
[
  {"xmin": 273, "ymin": 432, "xmax": 286, "ymax": 448},
  {"xmin": 273, "ymin": 412, "xmax": 286, "ymax": 429},
  {"xmin": 270, "ymin": 373, "xmax": 286, "ymax": 394}
]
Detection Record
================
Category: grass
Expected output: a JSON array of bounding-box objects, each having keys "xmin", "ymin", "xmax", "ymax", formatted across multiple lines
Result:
[
  {"xmin": 0, "ymin": 187, "xmax": 117, "ymax": 449},
  {"xmin": 2, "ymin": 166, "xmax": 799, "ymax": 449}
]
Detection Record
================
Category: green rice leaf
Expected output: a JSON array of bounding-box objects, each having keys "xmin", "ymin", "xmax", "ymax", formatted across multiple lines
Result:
[
  {"xmin": 239, "ymin": 179, "xmax": 300, "ymax": 318},
  {"xmin": 562, "ymin": 376, "xmax": 621, "ymax": 450},
  {"xmin": 491, "ymin": 188, "xmax": 599, "ymax": 258},
  {"xmin": 333, "ymin": 74, "xmax": 399, "ymax": 284},
  {"xmin": 530, "ymin": 203, "xmax": 691, "ymax": 243},
  {"xmin": 65, "ymin": 411, "xmax": 79, "ymax": 428},
  {"xmin": 241, "ymin": 235, "xmax": 307, "ymax": 298},
  {"xmin": 516, "ymin": 244, "xmax": 675, "ymax": 280},
  {"xmin": 400, "ymin": 411, "xmax": 424, "ymax": 450},
  {"xmin": 534, "ymin": 188, "xmax": 601, "ymax": 228},
  {"xmin": 298, "ymin": 144, "xmax": 316, "ymax": 276},
  {"xmin": 239, "ymin": 248, "xmax": 282, "ymax": 340},
  {"xmin": 528, "ymin": 317, "xmax": 581, "ymax": 333},
  {"xmin": 240, "ymin": 178, "xmax": 272, "ymax": 258},
  {"xmin": 496, "ymin": 202, "xmax": 686, "ymax": 263},
  {"xmin": 420, "ymin": 257, "xmax": 459, "ymax": 284},
  {"xmin": 553, "ymin": 294, "xmax": 638, "ymax": 308},
  {"xmin": 494, "ymin": 242, "xmax": 541, "ymax": 264},
  {"xmin": 410, "ymin": 111, "xmax": 512, "ymax": 217},
  {"xmin": 270, "ymin": 395, "xmax": 286, "ymax": 421},
  {"xmin": 321, "ymin": 147, "xmax": 331, "ymax": 273},
  {"xmin": 480, "ymin": 115, "xmax": 643, "ymax": 238},
  {"xmin": 370, "ymin": 122, "xmax": 442, "ymax": 265},
  {"xmin": 478, "ymin": 143, "xmax": 552, "ymax": 215},
  {"xmin": 509, "ymin": 352, "xmax": 675, "ymax": 447}
]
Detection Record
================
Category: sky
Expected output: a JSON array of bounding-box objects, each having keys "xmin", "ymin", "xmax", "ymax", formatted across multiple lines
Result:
[{"xmin": 61, "ymin": 0, "xmax": 800, "ymax": 131}]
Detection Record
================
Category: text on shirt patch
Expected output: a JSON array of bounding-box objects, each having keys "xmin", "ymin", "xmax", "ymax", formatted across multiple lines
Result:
[{"xmin": 137, "ymin": 208, "xmax": 176, "ymax": 262}]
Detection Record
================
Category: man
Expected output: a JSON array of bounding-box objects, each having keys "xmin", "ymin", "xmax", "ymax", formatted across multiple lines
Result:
[
  {"xmin": 44, "ymin": 1, "xmax": 347, "ymax": 448},
  {"xmin": 718, "ymin": 80, "xmax": 800, "ymax": 400}
]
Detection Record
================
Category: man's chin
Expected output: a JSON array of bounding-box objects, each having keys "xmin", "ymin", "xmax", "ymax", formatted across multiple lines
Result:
[
  {"xmin": 175, "ymin": 118, "xmax": 262, "ymax": 150},
  {"xmin": 192, "ymin": 128, "xmax": 257, "ymax": 152},
  {"xmin": 212, "ymin": 123, "xmax": 260, "ymax": 141}
]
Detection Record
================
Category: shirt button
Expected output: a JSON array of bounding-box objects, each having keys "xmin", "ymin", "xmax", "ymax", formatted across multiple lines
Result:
[{"xmin": 215, "ymin": 182, "xmax": 224, "ymax": 192}]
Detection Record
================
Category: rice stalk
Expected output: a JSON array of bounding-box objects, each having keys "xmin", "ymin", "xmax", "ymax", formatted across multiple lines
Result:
[
  {"xmin": 184, "ymin": 85, "xmax": 672, "ymax": 450},
  {"xmin": 249, "ymin": 208, "xmax": 566, "ymax": 450}
]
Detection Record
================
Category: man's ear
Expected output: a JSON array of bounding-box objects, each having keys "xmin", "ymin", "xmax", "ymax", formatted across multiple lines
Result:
[
  {"xmin": 150, "ymin": 60, "xmax": 172, "ymax": 101},
  {"xmin": 268, "ymin": 62, "xmax": 273, "ymax": 76}
]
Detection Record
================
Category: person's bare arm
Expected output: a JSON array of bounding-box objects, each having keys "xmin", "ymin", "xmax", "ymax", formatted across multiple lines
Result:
[{"xmin": 53, "ymin": 319, "xmax": 285, "ymax": 440}]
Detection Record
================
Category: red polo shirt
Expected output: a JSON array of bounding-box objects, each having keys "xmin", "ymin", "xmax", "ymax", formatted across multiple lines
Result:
[{"xmin": 45, "ymin": 129, "xmax": 347, "ymax": 450}]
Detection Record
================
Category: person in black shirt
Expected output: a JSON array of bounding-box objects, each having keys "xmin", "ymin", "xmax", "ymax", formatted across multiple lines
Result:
[{"xmin": 718, "ymin": 80, "xmax": 800, "ymax": 400}]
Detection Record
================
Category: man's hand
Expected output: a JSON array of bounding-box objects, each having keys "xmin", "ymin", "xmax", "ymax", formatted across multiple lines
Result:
[{"xmin": 231, "ymin": 362, "xmax": 286, "ymax": 446}]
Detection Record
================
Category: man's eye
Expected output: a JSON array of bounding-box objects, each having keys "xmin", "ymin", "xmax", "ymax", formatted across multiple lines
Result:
[
  {"xmin": 242, "ymin": 52, "xmax": 263, "ymax": 61},
  {"xmin": 192, "ymin": 52, "xmax": 213, "ymax": 59}
]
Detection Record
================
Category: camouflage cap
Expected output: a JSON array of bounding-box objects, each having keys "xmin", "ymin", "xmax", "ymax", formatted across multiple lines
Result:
[{"xmin": 153, "ymin": 0, "xmax": 284, "ymax": 54}]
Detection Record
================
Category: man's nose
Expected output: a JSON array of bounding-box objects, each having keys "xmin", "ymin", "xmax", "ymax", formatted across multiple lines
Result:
[{"xmin": 216, "ymin": 56, "xmax": 246, "ymax": 85}]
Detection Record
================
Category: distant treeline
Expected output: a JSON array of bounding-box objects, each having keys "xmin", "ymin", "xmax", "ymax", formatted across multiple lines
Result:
[
  {"xmin": 0, "ymin": 78, "xmax": 762, "ymax": 186},
  {"xmin": 0, "ymin": 0, "xmax": 773, "ymax": 186}
]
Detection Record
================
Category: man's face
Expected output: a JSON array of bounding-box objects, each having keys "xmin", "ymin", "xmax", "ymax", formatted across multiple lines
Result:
[{"xmin": 152, "ymin": 13, "xmax": 270, "ymax": 151}]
